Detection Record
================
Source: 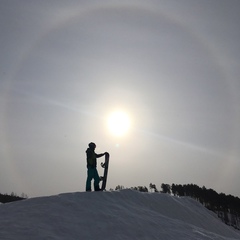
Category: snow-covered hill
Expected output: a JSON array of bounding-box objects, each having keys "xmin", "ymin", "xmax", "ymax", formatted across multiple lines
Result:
[{"xmin": 0, "ymin": 190, "xmax": 240, "ymax": 240}]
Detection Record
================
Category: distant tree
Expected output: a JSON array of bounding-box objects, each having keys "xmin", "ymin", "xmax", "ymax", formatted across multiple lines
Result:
[
  {"xmin": 138, "ymin": 186, "xmax": 148, "ymax": 192},
  {"xmin": 149, "ymin": 183, "xmax": 158, "ymax": 192},
  {"xmin": 115, "ymin": 185, "xmax": 125, "ymax": 191},
  {"xmin": 176, "ymin": 184, "xmax": 185, "ymax": 196},
  {"xmin": 130, "ymin": 186, "xmax": 148, "ymax": 192},
  {"xmin": 161, "ymin": 183, "xmax": 171, "ymax": 194},
  {"xmin": 21, "ymin": 193, "xmax": 28, "ymax": 199},
  {"xmin": 224, "ymin": 211, "xmax": 229, "ymax": 225},
  {"xmin": 0, "ymin": 192, "xmax": 25, "ymax": 203},
  {"xmin": 171, "ymin": 184, "xmax": 177, "ymax": 196}
]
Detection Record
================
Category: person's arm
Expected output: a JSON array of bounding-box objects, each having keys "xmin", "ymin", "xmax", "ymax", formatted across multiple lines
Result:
[{"xmin": 95, "ymin": 152, "xmax": 106, "ymax": 158}]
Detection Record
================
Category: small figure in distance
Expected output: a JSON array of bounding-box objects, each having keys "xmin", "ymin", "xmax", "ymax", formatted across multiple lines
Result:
[{"xmin": 85, "ymin": 142, "xmax": 107, "ymax": 191}]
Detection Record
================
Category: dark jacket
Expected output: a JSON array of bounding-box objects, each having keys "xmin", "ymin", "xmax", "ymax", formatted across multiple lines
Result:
[{"xmin": 86, "ymin": 148, "xmax": 104, "ymax": 168}]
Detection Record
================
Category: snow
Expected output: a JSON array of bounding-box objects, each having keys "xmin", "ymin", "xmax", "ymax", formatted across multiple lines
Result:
[{"xmin": 0, "ymin": 190, "xmax": 240, "ymax": 240}]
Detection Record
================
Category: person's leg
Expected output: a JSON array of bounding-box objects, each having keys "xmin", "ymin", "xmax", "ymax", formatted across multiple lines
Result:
[
  {"xmin": 93, "ymin": 169, "xmax": 101, "ymax": 191},
  {"xmin": 86, "ymin": 168, "xmax": 94, "ymax": 191}
]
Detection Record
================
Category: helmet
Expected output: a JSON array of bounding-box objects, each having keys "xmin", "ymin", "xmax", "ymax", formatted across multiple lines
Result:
[{"xmin": 88, "ymin": 142, "xmax": 96, "ymax": 149}]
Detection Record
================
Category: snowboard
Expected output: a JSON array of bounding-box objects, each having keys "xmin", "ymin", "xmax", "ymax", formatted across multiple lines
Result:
[{"xmin": 100, "ymin": 152, "xmax": 110, "ymax": 191}]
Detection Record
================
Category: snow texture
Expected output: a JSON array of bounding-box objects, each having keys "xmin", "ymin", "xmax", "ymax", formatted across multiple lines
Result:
[{"xmin": 0, "ymin": 189, "xmax": 240, "ymax": 240}]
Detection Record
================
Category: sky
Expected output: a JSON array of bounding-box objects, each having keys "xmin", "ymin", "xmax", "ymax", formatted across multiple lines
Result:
[{"xmin": 0, "ymin": 0, "xmax": 240, "ymax": 197}]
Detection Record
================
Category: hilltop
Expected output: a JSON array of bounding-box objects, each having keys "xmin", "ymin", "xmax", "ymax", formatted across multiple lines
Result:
[{"xmin": 0, "ymin": 190, "xmax": 240, "ymax": 240}]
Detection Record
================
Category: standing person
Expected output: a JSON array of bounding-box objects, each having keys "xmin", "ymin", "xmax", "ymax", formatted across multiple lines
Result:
[{"xmin": 86, "ymin": 142, "xmax": 106, "ymax": 191}]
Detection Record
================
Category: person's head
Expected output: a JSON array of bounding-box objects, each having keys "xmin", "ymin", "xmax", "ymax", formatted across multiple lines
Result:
[{"xmin": 88, "ymin": 142, "xmax": 96, "ymax": 150}]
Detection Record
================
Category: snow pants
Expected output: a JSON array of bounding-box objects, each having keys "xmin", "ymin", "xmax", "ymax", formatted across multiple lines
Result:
[{"xmin": 86, "ymin": 167, "xmax": 100, "ymax": 191}]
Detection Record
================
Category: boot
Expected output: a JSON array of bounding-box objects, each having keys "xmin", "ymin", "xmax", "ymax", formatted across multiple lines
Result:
[{"xmin": 94, "ymin": 185, "xmax": 101, "ymax": 191}]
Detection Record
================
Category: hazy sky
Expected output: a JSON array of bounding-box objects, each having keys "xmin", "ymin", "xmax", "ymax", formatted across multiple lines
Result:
[{"xmin": 1, "ymin": 0, "xmax": 240, "ymax": 197}]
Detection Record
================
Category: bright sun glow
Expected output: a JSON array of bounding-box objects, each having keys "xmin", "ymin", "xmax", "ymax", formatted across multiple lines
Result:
[{"xmin": 107, "ymin": 111, "xmax": 131, "ymax": 137}]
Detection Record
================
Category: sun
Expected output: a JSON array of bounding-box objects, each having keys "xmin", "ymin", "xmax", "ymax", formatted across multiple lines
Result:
[{"xmin": 107, "ymin": 110, "xmax": 131, "ymax": 137}]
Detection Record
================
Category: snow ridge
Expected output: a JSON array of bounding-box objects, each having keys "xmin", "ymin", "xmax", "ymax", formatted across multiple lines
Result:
[{"xmin": 0, "ymin": 189, "xmax": 240, "ymax": 240}]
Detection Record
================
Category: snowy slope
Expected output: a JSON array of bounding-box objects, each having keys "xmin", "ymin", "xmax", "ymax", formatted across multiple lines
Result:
[{"xmin": 0, "ymin": 190, "xmax": 240, "ymax": 240}]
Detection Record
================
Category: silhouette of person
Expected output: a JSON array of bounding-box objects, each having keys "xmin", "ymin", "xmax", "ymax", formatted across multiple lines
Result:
[{"xmin": 85, "ymin": 142, "xmax": 106, "ymax": 191}]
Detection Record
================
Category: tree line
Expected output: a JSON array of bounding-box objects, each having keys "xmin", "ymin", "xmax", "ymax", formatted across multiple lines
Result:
[
  {"xmin": 115, "ymin": 183, "xmax": 240, "ymax": 230},
  {"xmin": 0, "ymin": 192, "xmax": 27, "ymax": 203}
]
